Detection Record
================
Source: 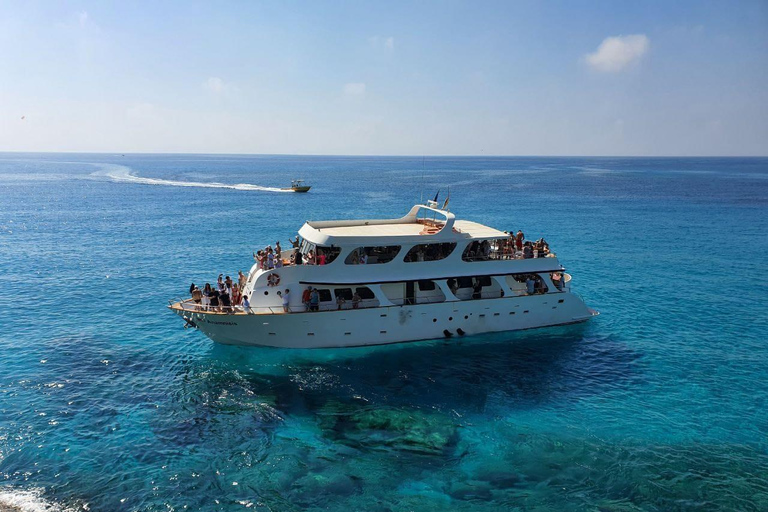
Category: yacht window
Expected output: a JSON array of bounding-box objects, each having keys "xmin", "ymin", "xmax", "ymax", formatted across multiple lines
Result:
[
  {"xmin": 403, "ymin": 243, "xmax": 457, "ymax": 262},
  {"xmin": 317, "ymin": 246, "xmax": 341, "ymax": 265},
  {"xmin": 417, "ymin": 280, "xmax": 436, "ymax": 291},
  {"xmin": 455, "ymin": 276, "xmax": 492, "ymax": 288},
  {"xmin": 317, "ymin": 289, "xmax": 333, "ymax": 302},
  {"xmin": 334, "ymin": 288, "xmax": 353, "ymax": 300},
  {"xmin": 355, "ymin": 287, "xmax": 375, "ymax": 299},
  {"xmin": 462, "ymin": 238, "xmax": 516, "ymax": 261},
  {"xmin": 345, "ymin": 246, "xmax": 401, "ymax": 264},
  {"xmin": 457, "ymin": 276, "xmax": 474, "ymax": 288}
]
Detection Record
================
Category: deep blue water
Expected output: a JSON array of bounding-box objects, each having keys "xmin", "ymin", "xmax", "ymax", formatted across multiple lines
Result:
[{"xmin": 0, "ymin": 154, "xmax": 767, "ymax": 511}]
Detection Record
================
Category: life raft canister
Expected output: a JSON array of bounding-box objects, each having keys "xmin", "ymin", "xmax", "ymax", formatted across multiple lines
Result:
[{"xmin": 267, "ymin": 273, "xmax": 281, "ymax": 287}]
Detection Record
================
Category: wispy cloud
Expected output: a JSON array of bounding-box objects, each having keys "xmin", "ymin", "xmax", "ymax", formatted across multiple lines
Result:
[
  {"xmin": 343, "ymin": 82, "xmax": 366, "ymax": 96},
  {"xmin": 384, "ymin": 37, "xmax": 394, "ymax": 50},
  {"xmin": 78, "ymin": 11, "xmax": 89, "ymax": 28},
  {"xmin": 585, "ymin": 34, "xmax": 649, "ymax": 72}
]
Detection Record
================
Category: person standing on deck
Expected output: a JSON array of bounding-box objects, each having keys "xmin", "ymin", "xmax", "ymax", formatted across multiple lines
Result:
[
  {"xmin": 282, "ymin": 288, "xmax": 291, "ymax": 312},
  {"xmin": 310, "ymin": 288, "xmax": 320, "ymax": 312}
]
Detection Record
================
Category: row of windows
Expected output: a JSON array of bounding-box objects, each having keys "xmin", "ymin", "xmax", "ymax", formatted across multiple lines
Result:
[{"xmin": 305, "ymin": 239, "xmax": 548, "ymax": 266}]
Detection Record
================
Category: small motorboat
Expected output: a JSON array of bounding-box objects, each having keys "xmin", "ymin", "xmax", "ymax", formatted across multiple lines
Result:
[{"xmin": 282, "ymin": 179, "xmax": 311, "ymax": 193}]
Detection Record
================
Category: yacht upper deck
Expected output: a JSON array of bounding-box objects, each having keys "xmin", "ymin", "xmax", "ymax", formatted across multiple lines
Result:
[{"xmin": 299, "ymin": 205, "xmax": 507, "ymax": 246}]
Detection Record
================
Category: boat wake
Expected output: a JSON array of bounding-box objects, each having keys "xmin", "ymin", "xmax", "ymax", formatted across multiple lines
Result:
[
  {"xmin": 102, "ymin": 165, "xmax": 293, "ymax": 193},
  {"xmin": 0, "ymin": 487, "xmax": 75, "ymax": 512}
]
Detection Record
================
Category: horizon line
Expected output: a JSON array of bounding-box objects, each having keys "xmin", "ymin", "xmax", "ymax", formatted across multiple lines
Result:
[{"xmin": 0, "ymin": 150, "xmax": 766, "ymax": 159}]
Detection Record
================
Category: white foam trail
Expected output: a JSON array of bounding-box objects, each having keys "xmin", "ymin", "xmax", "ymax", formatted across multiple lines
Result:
[
  {"xmin": 0, "ymin": 487, "xmax": 75, "ymax": 512},
  {"xmin": 103, "ymin": 165, "xmax": 293, "ymax": 193}
]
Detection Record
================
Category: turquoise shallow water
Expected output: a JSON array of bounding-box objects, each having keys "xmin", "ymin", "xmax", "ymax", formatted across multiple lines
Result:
[{"xmin": 0, "ymin": 154, "xmax": 767, "ymax": 511}]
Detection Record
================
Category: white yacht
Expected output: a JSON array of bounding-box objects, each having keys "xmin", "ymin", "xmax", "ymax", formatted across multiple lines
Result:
[{"xmin": 169, "ymin": 202, "xmax": 598, "ymax": 348}]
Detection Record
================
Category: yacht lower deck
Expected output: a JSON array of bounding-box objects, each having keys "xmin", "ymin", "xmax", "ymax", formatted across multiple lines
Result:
[{"xmin": 170, "ymin": 292, "xmax": 597, "ymax": 348}]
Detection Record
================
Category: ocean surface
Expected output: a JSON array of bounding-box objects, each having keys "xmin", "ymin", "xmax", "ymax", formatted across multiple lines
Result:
[{"xmin": 0, "ymin": 153, "xmax": 766, "ymax": 512}]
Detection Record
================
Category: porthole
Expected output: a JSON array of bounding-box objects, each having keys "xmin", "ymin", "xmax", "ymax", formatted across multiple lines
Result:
[
  {"xmin": 449, "ymin": 316, "xmax": 453, "ymax": 321},
  {"xmin": 264, "ymin": 291, "xmax": 269, "ymax": 295},
  {"xmin": 433, "ymin": 318, "xmax": 437, "ymax": 323},
  {"xmin": 464, "ymin": 315, "xmax": 469, "ymax": 320}
]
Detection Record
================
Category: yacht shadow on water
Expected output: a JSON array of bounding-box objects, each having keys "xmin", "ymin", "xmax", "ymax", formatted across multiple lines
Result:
[{"xmin": 156, "ymin": 325, "xmax": 645, "ymax": 454}]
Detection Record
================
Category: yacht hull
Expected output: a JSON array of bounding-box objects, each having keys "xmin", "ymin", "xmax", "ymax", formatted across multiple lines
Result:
[{"xmin": 172, "ymin": 292, "xmax": 596, "ymax": 348}]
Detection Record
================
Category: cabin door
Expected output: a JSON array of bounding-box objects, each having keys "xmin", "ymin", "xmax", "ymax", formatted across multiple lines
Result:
[{"xmin": 405, "ymin": 281, "xmax": 415, "ymax": 305}]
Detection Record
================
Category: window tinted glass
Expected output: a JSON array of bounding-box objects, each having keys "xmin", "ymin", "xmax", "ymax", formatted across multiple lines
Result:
[
  {"xmin": 457, "ymin": 277, "xmax": 474, "ymax": 288},
  {"xmin": 404, "ymin": 243, "xmax": 456, "ymax": 262},
  {"xmin": 417, "ymin": 280, "xmax": 436, "ymax": 291},
  {"xmin": 334, "ymin": 288, "xmax": 353, "ymax": 300},
  {"xmin": 345, "ymin": 246, "xmax": 401, "ymax": 264},
  {"xmin": 317, "ymin": 289, "xmax": 333, "ymax": 302},
  {"xmin": 355, "ymin": 287, "xmax": 375, "ymax": 299}
]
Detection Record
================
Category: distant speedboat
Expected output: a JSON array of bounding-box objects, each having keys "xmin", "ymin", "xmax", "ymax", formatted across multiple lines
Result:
[{"xmin": 282, "ymin": 179, "xmax": 311, "ymax": 193}]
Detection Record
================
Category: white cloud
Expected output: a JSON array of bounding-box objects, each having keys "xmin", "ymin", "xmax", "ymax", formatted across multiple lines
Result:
[
  {"xmin": 384, "ymin": 37, "xmax": 394, "ymax": 50},
  {"xmin": 343, "ymin": 82, "xmax": 366, "ymax": 96},
  {"xmin": 78, "ymin": 11, "xmax": 88, "ymax": 28},
  {"xmin": 203, "ymin": 77, "xmax": 225, "ymax": 93},
  {"xmin": 585, "ymin": 34, "xmax": 649, "ymax": 73}
]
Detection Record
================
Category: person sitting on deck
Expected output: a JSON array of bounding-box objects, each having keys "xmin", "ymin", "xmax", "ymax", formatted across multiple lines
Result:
[
  {"xmin": 359, "ymin": 252, "xmax": 368, "ymax": 265},
  {"xmin": 242, "ymin": 295, "xmax": 251, "ymax": 313},
  {"xmin": 552, "ymin": 272, "xmax": 563, "ymax": 291},
  {"xmin": 472, "ymin": 280, "xmax": 482, "ymax": 300},
  {"xmin": 523, "ymin": 243, "xmax": 534, "ymax": 259},
  {"xmin": 352, "ymin": 291, "xmax": 361, "ymax": 309},
  {"xmin": 526, "ymin": 276, "xmax": 536, "ymax": 295}
]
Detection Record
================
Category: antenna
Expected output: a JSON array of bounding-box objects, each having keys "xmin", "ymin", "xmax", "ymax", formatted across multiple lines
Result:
[{"xmin": 419, "ymin": 156, "xmax": 426, "ymax": 205}]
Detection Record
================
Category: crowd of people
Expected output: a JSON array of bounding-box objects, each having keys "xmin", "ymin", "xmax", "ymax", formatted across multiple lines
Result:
[
  {"xmin": 188, "ymin": 272, "xmax": 252, "ymax": 313},
  {"xmin": 253, "ymin": 240, "xmax": 342, "ymax": 270},
  {"xmin": 463, "ymin": 230, "xmax": 551, "ymax": 261}
]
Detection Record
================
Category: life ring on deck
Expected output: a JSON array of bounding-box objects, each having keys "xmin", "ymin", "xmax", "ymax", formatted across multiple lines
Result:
[{"xmin": 267, "ymin": 273, "xmax": 281, "ymax": 287}]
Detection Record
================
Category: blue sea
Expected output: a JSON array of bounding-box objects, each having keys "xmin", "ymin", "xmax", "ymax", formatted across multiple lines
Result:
[{"xmin": 0, "ymin": 153, "xmax": 767, "ymax": 511}]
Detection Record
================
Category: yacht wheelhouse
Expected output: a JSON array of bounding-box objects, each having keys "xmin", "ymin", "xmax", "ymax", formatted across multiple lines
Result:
[{"xmin": 169, "ymin": 204, "xmax": 597, "ymax": 348}]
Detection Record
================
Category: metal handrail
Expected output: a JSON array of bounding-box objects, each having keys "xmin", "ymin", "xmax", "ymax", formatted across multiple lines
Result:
[{"xmin": 169, "ymin": 284, "xmax": 571, "ymax": 317}]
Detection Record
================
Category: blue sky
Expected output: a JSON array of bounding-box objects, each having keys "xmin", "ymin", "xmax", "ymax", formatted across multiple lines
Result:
[{"xmin": 1, "ymin": 0, "xmax": 766, "ymax": 155}]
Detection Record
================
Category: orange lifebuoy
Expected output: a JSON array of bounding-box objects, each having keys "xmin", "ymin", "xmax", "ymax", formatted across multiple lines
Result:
[{"xmin": 267, "ymin": 273, "xmax": 280, "ymax": 287}]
